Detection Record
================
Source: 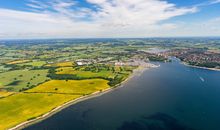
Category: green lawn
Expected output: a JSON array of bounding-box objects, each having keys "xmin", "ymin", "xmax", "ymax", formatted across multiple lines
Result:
[{"xmin": 0, "ymin": 69, "xmax": 48, "ymax": 91}]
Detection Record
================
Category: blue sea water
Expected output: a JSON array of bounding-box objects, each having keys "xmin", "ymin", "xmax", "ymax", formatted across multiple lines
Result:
[{"xmin": 25, "ymin": 59, "xmax": 220, "ymax": 130}]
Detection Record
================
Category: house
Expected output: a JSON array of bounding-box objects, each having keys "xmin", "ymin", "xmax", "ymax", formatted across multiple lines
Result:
[{"xmin": 76, "ymin": 61, "xmax": 83, "ymax": 66}]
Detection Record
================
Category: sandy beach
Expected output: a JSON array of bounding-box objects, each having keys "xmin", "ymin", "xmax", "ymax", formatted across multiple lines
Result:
[{"xmin": 8, "ymin": 65, "xmax": 157, "ymax": 130}]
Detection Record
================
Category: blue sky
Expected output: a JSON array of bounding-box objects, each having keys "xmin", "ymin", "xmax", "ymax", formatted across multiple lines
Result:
[{"xmin": 0, "ymin": 0, "xmax": 220, "ymax": 39}]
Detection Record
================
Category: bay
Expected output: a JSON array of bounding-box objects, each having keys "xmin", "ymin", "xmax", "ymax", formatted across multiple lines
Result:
[{"xmin": 25, "ymin": 59, "xmax": 220, "ymax": 130}]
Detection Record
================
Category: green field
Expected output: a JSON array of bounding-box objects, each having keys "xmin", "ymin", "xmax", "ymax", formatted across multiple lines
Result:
[
  {"xmin": 53, "ymin": 65, "xmax": 134, "ymax": 87},
  {"xmin": 7, "ymin": 60, "xmax": 30, "ymax": 65},
  {"xmin": 0, "ymin": 79, "xmax": 110, "ymax": 130},
  {"xmin": 0, "ymin": 65, "xmax": 11, "ymax": 73},
  {"xmin": 56, "ymin": 65, "xmax": 135, "ymax": 79},
  {"xmin": 0, "ymin": 69, "xmax": 48, "ymax": 91},
  {"xmin": 57, "ymin": 67, "xmax": 116, "ymax": 79}
]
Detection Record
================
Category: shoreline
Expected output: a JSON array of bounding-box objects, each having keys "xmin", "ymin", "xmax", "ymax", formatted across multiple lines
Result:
[
  {"xmin": 9, "ymin": 66, "xmax": 155, "ymax": 130},
  {"xmin": 182, "ymin": 62, "xmax": 220, "ymax": 72}
]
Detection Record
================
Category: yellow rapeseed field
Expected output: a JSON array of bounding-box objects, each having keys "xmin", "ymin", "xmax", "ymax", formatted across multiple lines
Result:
[
  {"xmin": 27, "ymin": 79, "xmax": 110, "ymax": 95},
  {"xmin": 0, "ymin": 79, "xmax": 110, "ymax": 130}
]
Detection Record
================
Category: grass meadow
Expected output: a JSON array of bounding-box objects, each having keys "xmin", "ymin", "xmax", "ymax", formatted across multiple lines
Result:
[
  {"xmin": 56, "ymin": 67, "xmax": 116, "ymax": 79},
  {"xmin": 0, "ymin": 69, "xmax": 48, "ymax": 91}
]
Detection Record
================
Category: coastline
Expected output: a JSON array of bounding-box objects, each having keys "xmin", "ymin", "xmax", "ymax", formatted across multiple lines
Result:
[
  {"xmin": 182, "ymin": 62, "xmax": 220, "ymax": 72},
  {"xmin": 8, "ymin": 66, "xmax": 155, "ymax": 130}
]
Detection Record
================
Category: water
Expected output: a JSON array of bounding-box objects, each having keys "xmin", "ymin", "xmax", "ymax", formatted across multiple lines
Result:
[
  {"xmin": 145, "ymin": 48, "xmax": 168, "ymax": 54},
  {"xmin": 25, "ymin": 59, "xmax": 220, "ymax": 130}
]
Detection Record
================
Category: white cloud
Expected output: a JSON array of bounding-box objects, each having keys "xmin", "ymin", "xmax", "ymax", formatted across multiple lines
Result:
[
  {"xmin": 210, "ymin": 0, "xmax": 220, "ymax": 4},
  {"xmin": 0, "ymin": 0, "xmax": 216, "ymax": 39},
  {"xmin": 157, "ymin": 17, "xmax": 220, "ymax": 37},
  {"xmin": 26, "ymin": 0, "xmax": 49, "ymax": 9},
  {"xmin": 87, "ymin": 0, "xmax": 197, "ymax": 27},
  {"xmin": 87, "ymin": 0, "xmax": 107, "ymax": 4}
]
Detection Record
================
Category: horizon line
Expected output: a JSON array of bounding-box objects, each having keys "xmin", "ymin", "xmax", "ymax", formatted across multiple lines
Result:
[{"xmin": 1, "ymin": 36, "xmax": 220, "ymax": 41}]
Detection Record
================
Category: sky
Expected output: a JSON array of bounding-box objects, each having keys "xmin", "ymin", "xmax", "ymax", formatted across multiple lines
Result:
[{"xmin": 0, "ymin": 0, "xmax": 220, "ymax": 39}]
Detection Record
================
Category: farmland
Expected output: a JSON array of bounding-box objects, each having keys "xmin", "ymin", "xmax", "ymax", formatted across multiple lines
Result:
[
  {"xmin": 6, "ymin": 60, "xmax": 30, "ymax": 65},
  {"xmin": 0, "ymin": 79, "xmax": 110, "ymax": 130},
  {"xmin": 0, "ymin": 38, "xmax": 172, "ymax": 130},
  {"xmin": 18, "ymin": 61, "xmax": 46, "ymax": 67},
  {"xmin": 53, "ymin": 65, "xmax": 134, "ymax": 87},
  {"xmin": 45, "ymin": 61, "xmax": 75, "ymax": 67},
  {"xmin": 56, "ymin": 67, "xmax": 116, "ymax": 79},
  {"xmin": 0, "ymin": 93, "xmax": 81, "ymax": 130},
  {"xmin": 27, "ymin": 79, "xmax": 110, "ymax": 95},
  {"xmin": 0, "ymin": 65, "xmax": 10, "ymax": 73},
  {"xmin": 0, "ymin": 69, "xmax": 48, "ymax": 92},
  {"xmin": 0, "ymin": 91, "xmax": 14, "ymax": 98}
]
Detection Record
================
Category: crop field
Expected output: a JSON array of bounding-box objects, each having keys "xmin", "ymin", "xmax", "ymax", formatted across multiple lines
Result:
[
  {"xmin": 0, "ymin": 69, "xmax": 48, "ymax": 91},
  {"xmin": 0, "ymin": 79, "xmax": 110, "ymax": 130},
  {"xmin": 0, "ymin": 93, "xmax": 81, "ymax": 130},
  {"xmin": 6, "ymin": 60, "xmax": 30, "ymax": 65},
  {"xmin": 46, "ymin": 61, "xmax": 75, "ymax": 67},
  {"xmin": 0, "ymin": 91, "xmax": 15, "ymax": 98},
  {"xmin": 114, "ymin": 66, "xmax": 136, "ymax": 73},
  {"xmin": 208, "ymin": 49, "xmax": 220, "ymax": 54},
  {"xmin": 18, "ymin": 61, "xmax": 46, "ymax": 67},
  {"xmin": 55, "ymin": 61, "xmax": 75, "ymax": 67},
  {"xmin": 27, "ymin": 79, "xmax": 110, "ymax": 95},
  {"xmin": 56, "ymin": 67, "xmax": 116, "ymax": 79},
  {"xmin": 56, "ymin": 65, "xmax": 135, "ymax": 79}
]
